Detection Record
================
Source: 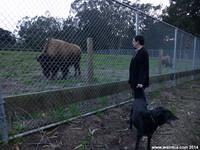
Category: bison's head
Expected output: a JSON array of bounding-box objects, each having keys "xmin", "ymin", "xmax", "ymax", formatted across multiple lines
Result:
[{"xmin": 37, "ymin": 54, "xmax": 52, "ymax": 78}]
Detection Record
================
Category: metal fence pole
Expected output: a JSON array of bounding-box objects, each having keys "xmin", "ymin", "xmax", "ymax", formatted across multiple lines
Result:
[
  {"xmin": 172, "ymin": 28, "xmax": 178, "ymax": 82},
  {"xmin": 0, "ymin": 90, "xmax": 8, "ymax": 143},
  {"xmin": 192, "ymin": 37, "xmax": 197, "ymax": 79},
  {"xmin": 198, "ymin": 38, "xmax": 200, "ymax": 69},
  {"xmin": 192, "ymin": 37, "xmax": 197, "ymax": 69},
  {"xmin": 135, "ymin": 11, "xmax": 139, "ymax": 35},
  {"xmin": 158, "ymin": 49, "xmax": 163, "ymax": 74}
]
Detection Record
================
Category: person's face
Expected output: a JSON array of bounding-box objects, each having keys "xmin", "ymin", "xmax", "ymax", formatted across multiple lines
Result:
[{"xmin": 132, "ymin": 39, "xmax": 139, "ymax": 49}]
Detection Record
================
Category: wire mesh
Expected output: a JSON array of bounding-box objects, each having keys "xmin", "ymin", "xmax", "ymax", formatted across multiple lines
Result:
[
  {"xmin": 0, "ymin": 0, "xmax": 200, "ymax": 139},
  {"xmin": 195, "ymin": 38, "xmax": 200, "ymax": 69},
  {"xmin": 0, "ymin": 0, "xmax": 137, "ymax": 97},
  {"xmin": 176, "ymin": 30, "xmax": 194, "ymax": 72},
  {"xmin": 138, "ymin": 13, "xmax": 175, "ymax": 75}
]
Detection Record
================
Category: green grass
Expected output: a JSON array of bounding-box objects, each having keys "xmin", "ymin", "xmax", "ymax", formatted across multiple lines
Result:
[
  {"xmin": 149, "ymin": 90, "xmax": 161, "ymax": 99},
  {"xmin": 79, "ymin": 132, "xmax": 92, "ymax": 150},
  {"xmin": 0, "ymin": 51, "xmax": 39, "ymax": 78},
  {"xmin": 9, "ymin": 122, "xmax": 26, "ymax": 136},
  {"xmin": 68, "ymin": 104, "xmax": 81, "ymax": 117},
  {"xmin": 169, "ymin": 104, "xmax": 177, "ymax": 114},
  {"xmin": 93, "ymin": 54, "xmax": 130, "ymax": 69},
  {"xmin": 97, "ymin": 96, "xmax": 108, "ymax": 107},
  {"xmin": 50, "ymin": 106, "xmax": 67, "ymax": 121},
  {"xmin": 0, "ymin": 50, "xmax": 194, "ymax": 96}
]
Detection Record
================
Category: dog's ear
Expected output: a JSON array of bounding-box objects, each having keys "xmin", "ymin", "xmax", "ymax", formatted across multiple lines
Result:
[
  {"xmin": 164, "ymin": 109, "xmax": 178, "ymax": 125},
  {"xmin": 154, "ymin": 107, "xmax": 165, "ymax": 117},
  {"xmin": 155, "ymin": 107, "xmax": 178, "ymax": 126},
  {"xmin": 166, "ymin": 110, "xmax": 178, "ymax": 124}
]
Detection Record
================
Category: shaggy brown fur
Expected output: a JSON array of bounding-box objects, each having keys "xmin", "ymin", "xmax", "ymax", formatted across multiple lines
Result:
[{"xmin": 37, "ymin": 38, "xmax": 81, "ymax": 79}]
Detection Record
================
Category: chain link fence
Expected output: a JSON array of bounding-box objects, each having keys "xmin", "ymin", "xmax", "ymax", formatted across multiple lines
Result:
[{"xmin": 0, "ymin": 0, "xmax": 200, "ymax": 142}]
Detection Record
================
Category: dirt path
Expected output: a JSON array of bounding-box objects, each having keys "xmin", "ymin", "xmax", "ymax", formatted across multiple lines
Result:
[{"xmin": 1, "ymin": 80, "xmax": 200, "ymax": 150}]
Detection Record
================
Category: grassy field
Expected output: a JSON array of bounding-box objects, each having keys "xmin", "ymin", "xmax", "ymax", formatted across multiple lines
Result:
[{"xmin": 0, "ymin": 50, "xmax": 193, "ymax": 96}]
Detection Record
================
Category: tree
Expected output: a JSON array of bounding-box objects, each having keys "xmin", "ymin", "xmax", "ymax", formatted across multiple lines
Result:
[
  {"xmin": 0, "ymin": 28, "xmax": 16, "ymax": 50},
  {"xmin": 162, "ymin": 0, "xmax": 200, "ymax": 35},
  {"xmin": 70, "ymin": 0, "xmax": 162, "ymax": 50},
  {"xmin": 70, "ymin": 0, "xmax": 132, "ymax": 50},
  {"xmin": 17, "ymin": 16, "xmax": 62, "ymax": 50},
  {"xmin": 61, "ymin": 17, "xmax": 80, "ymax": 44},
  {"xmin": 16, "ymin": 0, "xmax": 162, "ymax": 51}
]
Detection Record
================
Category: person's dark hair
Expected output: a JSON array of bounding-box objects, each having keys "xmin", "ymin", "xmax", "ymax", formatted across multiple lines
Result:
[{"xmin": 135, "ymin": 35, "xmax": 144, "ymax": 45}]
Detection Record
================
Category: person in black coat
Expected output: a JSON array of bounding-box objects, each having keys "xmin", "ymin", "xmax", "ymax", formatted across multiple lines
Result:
[
  {"xmin": 129, "ymin": 35, "xmax": 149, "ymax": 133},
  {"xmin": 128, "ymin": 35, "xmax": 149, "ymax": 101}
]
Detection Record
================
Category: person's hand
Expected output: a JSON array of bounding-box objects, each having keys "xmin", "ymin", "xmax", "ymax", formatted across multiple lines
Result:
[{"xmin": 136, "ymin": 84, "xmax": 143, "ymax": 88}]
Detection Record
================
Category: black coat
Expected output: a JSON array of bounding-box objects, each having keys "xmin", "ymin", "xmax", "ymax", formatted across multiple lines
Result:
[{"xmin": 128, "ymin": 47, "xmax": 149, "ymax": 89}]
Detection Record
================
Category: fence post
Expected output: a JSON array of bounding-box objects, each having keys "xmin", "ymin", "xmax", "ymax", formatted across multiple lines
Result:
[
  {"xmin": 192, "ymin": 37, "xmax": 197, "ymax": 80},
  {"xmin": 135, "ymin": 11, "xmax": 139, "ymax": 35},
  {"xmin": 158, "ymin": 49, "xmax": 163, "ymax": 74},
  {"xmin": 87, "ymin": 37, "xmax": 94, "ymax": 83},
  {"xmin": 172, "ymin": 28, "xmax": 178, "ymax": 83},
  {"xmin": 0, "ymin": 90, "xmax": 8, "ymax": 143}
]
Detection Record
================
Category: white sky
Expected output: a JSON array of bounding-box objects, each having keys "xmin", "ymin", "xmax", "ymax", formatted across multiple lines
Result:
[
  {"xmin": 0, "ymin": 0, "xmax": 169, "ymax": 33},
  {"xmin": 135, "ymin": 0, "xmax": 169, "ymax": 7}
]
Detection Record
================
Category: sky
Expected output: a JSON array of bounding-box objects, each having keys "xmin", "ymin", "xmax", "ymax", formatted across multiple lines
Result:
[
  {"xmin": 133, "ymin": 0, "xmax": 169, "ymax": 7},
  {"xmin": 0, "ymin": 0, "xmax": 169, "ymax": 33}
]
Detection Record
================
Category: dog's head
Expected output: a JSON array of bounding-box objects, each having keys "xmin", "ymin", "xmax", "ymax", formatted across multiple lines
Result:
[{"xmin": 154, "ymin": 107, "xmax": 178, "ymax": 126}]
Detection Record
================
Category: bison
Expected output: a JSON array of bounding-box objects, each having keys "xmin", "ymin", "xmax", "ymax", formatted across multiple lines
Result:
[
  {"xmin": 37, "ymin": 38, "xmax": 81, "ymax": 79},
  {"xmin": 161, "ymin": 55, "xmax": 172, "ymax": 68}
]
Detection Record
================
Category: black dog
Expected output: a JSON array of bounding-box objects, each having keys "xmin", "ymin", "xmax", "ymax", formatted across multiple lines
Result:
[{"xmin": 129, "ymin": 99, "xmax": 178, "ymax": 150}]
